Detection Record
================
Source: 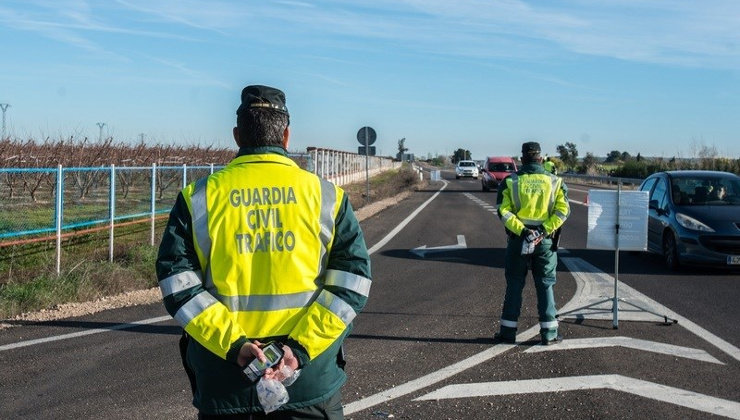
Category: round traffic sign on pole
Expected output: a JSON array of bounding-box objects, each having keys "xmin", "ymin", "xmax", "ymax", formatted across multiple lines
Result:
[{"xmin": 357, "ymin": 126, "xmax": 376, "ymax": 146}]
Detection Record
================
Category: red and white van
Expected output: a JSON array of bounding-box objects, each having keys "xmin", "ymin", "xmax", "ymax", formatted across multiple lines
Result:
[{"xmin": 481, "ymin": 156, "xmax": 517, "ymax": 191}]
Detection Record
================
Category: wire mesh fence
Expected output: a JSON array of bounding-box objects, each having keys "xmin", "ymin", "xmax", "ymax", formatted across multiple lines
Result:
[{"xmin": 0, "ymin": 149, "xmax": 400, "ymax": 279}]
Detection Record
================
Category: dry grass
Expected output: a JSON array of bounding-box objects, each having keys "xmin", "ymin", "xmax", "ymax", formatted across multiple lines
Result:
[{"xmin": 343, "ymin": 164, "xmax": 427, "ymax": 211}]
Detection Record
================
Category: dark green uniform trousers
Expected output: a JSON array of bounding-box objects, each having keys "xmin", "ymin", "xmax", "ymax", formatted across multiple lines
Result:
[
  {"xmin": 198, "ymin": 390, "xmax": 343, "ymax": 419},
  {"xmin": 499, "ymin": 235, "xmax": 559, "ymax": 341}
]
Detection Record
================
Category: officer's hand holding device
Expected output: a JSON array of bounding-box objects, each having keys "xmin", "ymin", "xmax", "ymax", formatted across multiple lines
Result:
[
  {"xmin": 243, "ymin": 342, "xmax": 285, "ymax": 382},
  {"xmin": 521, "ymin": 228, "xmax": 543, "ymax": 244}
]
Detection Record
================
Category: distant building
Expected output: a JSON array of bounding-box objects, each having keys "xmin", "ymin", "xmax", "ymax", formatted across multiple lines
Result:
[{"xmin": 397, "ymin": 152, "xmax": 415, "ymax": 162}]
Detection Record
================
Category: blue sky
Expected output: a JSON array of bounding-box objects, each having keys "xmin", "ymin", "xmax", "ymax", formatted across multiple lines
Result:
[{"xmin": 1, "ymin": 0, "xmax": 738, "ymax": 160}]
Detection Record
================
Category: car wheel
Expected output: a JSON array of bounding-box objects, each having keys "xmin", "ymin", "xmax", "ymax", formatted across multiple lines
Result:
[
  {"xmin": 482, "ymin": 181, "xmax": 488, "ymax": 191},
  {"xmin": 662, "ymin": 231, "xmax": 680, "ymax": 270},
  {"xmin": 456, "ymin": 175, "xmax": 460, "ymax": 179}
]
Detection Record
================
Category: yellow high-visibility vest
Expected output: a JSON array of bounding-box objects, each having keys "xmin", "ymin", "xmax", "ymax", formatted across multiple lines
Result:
[
  {"xmin": 176, "ymin": 153, "xmax": 358, "ymax": 360},
  {"xmin": 499, "ymin": 172, "xmax": 569, "ymax": 236}
]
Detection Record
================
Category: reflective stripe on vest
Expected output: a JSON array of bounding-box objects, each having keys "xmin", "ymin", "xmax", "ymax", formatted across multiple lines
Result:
[
  {"xmin": 324, "ymin": 269, "xmax": 371, "ymax": 297},
  {"xmin": 190, "ymin": 177, "xmax": 216, "ymax": 290},
  {"xmin": 547, "ymin": 176, "xmax": 559, "ymax": 216},
  {"xmin": 318, "ymin": 178, "xmax": 337, "ymax": 276},
  {"xmin": 215, "ymin": 290, "xmax": 315, "ymax": 312},
  {"xmin": 174, "ymin": 291, "xmax": 218, "ymax": 327},
  {"xmin": 510, "ymin": 174, "xmax": 521, "ymax": 212},
  {"xmin": 159, "ymin": 270, "xmax": 203, "ymax": 297},
  {"xmin": 316, "ymin": 289, "xmax": 357, "ymax": 325}
]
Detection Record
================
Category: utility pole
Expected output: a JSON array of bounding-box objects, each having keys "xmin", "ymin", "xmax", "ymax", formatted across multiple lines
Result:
[
  {"xmin": 139, "ymin": 133, "xmax": 145, "ymax": 143},
  {"xmin": 0, "ymin": 103, "xmax": 10, "ymax": 140},
  {"xmin": 96, "ymin": 122, "xmax": 106, "ymax": 142}
]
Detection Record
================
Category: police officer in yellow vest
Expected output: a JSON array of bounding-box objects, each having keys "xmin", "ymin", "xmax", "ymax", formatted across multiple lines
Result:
[
  {"xmin": 494, "ymin": 142, "xmax": 569, "ymax": 345},
  {"xmin": 543, "ymin": 156, "xmax": 557, "ymax": 175},
  {"xmin": 156, "ymin": 85, "xmax": 371, "ymax": 418}
]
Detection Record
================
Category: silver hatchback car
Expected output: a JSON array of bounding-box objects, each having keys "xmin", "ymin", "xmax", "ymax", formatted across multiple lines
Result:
[
  {"xmin": 455, "ymin": 160, "xmax": 479, "ymax": 179},
  {"xmin": 639, "ymin": 170, "xmax": 740, "ymax": 270}
]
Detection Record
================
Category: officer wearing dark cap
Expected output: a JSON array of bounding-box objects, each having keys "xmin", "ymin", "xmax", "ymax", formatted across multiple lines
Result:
[
  {"xmin": 157, "ymin": 84, "xmax": 371, "ymax": 418},
  {"xmin": 494, "ymin": 141, "xmax": 570, "ymax": 345}
]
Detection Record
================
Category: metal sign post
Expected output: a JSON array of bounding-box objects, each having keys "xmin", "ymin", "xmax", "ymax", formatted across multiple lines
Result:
[
  {"xmin": 356, "ymin": 126, "xmax": 376, "ymax": 201},
  {"xmin": 364, "ymin": 128, "xmax": 369, "ymax": 199}
]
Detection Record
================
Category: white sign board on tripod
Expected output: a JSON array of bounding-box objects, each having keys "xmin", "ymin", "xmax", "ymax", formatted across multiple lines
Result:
[
  {"xmin": 587, "ymin": 190, "xmax": 648, "ymax": 251},
  {"xmin": 558, "ymin": 187, "xmax": 675, "ymax": 328}
]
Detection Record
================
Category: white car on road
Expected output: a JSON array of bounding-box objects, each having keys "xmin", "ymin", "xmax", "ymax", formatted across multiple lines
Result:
[{"xmin": 455, "ymin": 160, "xmax": 479, "ymax": 179}]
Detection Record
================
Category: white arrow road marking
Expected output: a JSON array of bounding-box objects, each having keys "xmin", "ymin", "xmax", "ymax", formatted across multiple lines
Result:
[
  {"xmin": 524, "ymin": 336, "xmax": 723, "ymax": 364},
  {"xmin": 410, "ymin": 235, "xmax": 467, "ymax": 257},
  {"xmin": 415, "ymin": 374, "xmax": 740, "ymax": 419},
  {"xmin": 343, "ymin": 325, "xmax": 541, "ymax": 415},
  {"xmin": 558, "ymin": 254, "xmax": 740, "ymax": 363},
  {"xmin": 558, "ymin": 256, "xmax": 672, "ymax": 323}
]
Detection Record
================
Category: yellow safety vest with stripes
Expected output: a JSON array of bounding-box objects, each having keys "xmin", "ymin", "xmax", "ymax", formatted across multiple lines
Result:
[
  {"xmin": 498, "ymin": 170, "xmax": 570, "ymax": 236},
  {"xmin": 159, "ymin": 153, "xmax": 371, "ymax": 361}
]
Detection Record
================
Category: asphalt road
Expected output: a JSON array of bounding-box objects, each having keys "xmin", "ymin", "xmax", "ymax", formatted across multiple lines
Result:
[{"xmin": 1, "ymin": 171, "xmax": 738, "ymax": 419}]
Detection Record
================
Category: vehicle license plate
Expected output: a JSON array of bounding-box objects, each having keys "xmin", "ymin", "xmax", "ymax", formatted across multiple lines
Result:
[{"xmin": 728, "ymin": 255, "xmax": 740, "ymax": 265}]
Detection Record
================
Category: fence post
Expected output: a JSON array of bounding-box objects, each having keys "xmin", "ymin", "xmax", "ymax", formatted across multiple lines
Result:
[
  {"xmin": 182, "ymin": 164, "xmax": 187, "ymax": 189},
  {"xmin": 109, "ymin": 164, "xmax": 116, "ymax": 263},
  {"xmin": 321, "ymin": 149, "xmax": 327, "ymax": 178},
  {"xmin": 210, "ymin": 163, "xmax": 214, "ymax": 174},
  {"xmin": 151, "ymin": 163, "xmax": 156, "ymax": 246},
  {"xmin": 55, "ymin": 164, "xmax": 63, "ymax": 275}
]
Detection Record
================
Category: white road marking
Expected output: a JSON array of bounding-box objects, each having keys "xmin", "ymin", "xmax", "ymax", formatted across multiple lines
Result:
[
  {"xmin": 569, "ymin": 198, "xmax": 588, "ymax": 206},
  {"xmin": 345, "ymin": 245, "xmax": 740, "ymax": 413},
  {"xmin": 0, "ymin": 315, "xmax": 171, "ymax": 352},
  {"xmin": 558, "ymin": 256, "xmax": 740, "ymax": 363},
  {"xmin": 524, "ymin": 336, "xmax": 723, "ymax": 364},
  {"xmin": 367, "ymin": 180, "xmax": 448, "ymax": 255},
  {"xmin": 414, "ymin": 374, "xmax": 740, "ymax": 419},
  {"xmin": 343, "ymin": 325, "xmax": 541, "ymax": 415},
  {"xmin": 410, "ymin": 235, "xmax": 467, "ymax": 257}
]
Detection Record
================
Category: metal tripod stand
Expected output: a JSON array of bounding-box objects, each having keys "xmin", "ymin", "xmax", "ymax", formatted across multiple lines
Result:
[{"xmin": 557, "ymin": 184, "xmax": 678, "ymax": 329}]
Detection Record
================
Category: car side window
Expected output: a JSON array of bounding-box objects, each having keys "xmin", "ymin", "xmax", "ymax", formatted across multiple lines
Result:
[
  {"xmin": 640, "ymin": 177, "xmax": 657, "ymax": 193},
  {"xmin": 652, "ymin": 178, "xmax": 668, "ymax": 209}
]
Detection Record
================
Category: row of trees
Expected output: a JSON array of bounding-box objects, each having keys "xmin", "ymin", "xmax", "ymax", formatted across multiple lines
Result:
[
  {"xmin": 0, "ymin": 137, "xmax": 320, "ymax": 203},
  {"xmin": 554, "ymin": 142, "xmax": 739, "ymax": 177},
  {"xmin": 0, "ymin": 137, "xmax": 235, "ymax": 168},
  {"xmin": 441, "ymin": 140, "xmax": 738, "ymax": 177},
  {"xmin": 1, "ymin": 137, "xmax": 238, "ymax": 203}
]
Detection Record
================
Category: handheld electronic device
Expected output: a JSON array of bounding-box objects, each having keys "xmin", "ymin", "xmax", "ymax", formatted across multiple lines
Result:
[{"xmin": 243, "ymin": 342, "xmax": 284, "ymax": 382}]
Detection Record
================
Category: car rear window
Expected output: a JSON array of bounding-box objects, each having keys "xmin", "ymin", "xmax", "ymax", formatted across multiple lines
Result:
[{"xmin": 489, "ymin": 163, "xmax": 514, "ymax": 172}]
